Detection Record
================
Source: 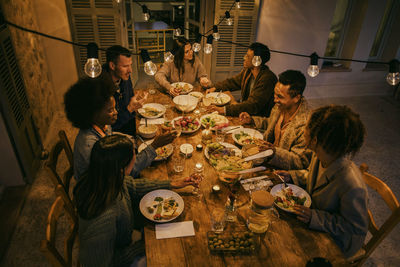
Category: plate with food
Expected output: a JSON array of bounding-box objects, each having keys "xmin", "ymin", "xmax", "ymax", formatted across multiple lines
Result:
[
  {"xmin": 188, "ymin": 91, "xmax": 204, "ymax": 99},
  {"xmin": 140, "ymin": 189, "xmax": 184, "ymax": 222},
  {"xmin": 231, "ymin": 128, "xmax": 263, "ymax": 146},
  {"xmin": 138, "ymin": 141, "xmax": 173, "ymax": 161},
  {"xmin": 138, "ymin": 103, "xmax": 166, "ymax": 119},
  {"xmin": 172, "ymin": 116, "xmax": 201, "ymax": 134},
  {"xmin": 205, "ymin": 142, "xmax": 252, "ymax": 172},
  {"xmin": 200, "ymin": 113, "xmax": 229, "ymax": 130},
  {"xmin": 205, "ymin": 92, "xmax": 231, "ymax": 106},
  {"xmin": 270, "ymin": 184, "xmax": 311, "ymax": 213},
  {"xmin": 171, "ymin": 82, "xmax": 194, "ymax": 94}
]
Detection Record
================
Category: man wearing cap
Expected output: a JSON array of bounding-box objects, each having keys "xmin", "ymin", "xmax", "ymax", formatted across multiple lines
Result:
[{"xmin": 206, "ymin": 42, "xmax": 277, "ymax": 117}]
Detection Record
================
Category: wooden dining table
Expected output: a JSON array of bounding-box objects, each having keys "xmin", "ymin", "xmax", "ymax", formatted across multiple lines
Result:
[{"xmin": 138, "ymin": 86, "xmax": 347, "ymax": 267}]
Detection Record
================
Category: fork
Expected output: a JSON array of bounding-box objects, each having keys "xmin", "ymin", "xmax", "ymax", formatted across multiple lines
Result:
[{"xmin": 276, "ymin": 173, "xmax": 288, "ymax": 188}]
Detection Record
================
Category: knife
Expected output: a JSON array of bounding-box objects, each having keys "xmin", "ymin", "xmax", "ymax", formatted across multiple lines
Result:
[
  {"xmin": 237, "ymin": 166, "xmax": 266, "ymax": 174},
  {"xmin": 243, "ymin": 149, "xmax": 273, "ymax": 162}
]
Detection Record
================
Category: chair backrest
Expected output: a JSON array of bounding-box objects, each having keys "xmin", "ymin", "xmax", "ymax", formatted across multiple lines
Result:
[
  {"xmin": 355, "ymin": 163, "xmax": 400, "ymax": 266},
  {"xmin": 40, "ymin": 196, "xmax": 79, "ymax": 267},
  {"xmin": 47, "ymin": 130, "xmax": 74, "ymax": 196}
]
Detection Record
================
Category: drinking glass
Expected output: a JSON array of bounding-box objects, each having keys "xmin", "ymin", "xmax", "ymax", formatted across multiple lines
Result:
[
  {"xmin": 215, "ymin": 128, "xmax": 225, "ymax": 143},
  {"xmin": 191, "ymin": 162, "xmax": 204, "ymax": 199},
  {"xmin": 148, "ymin": 83, "xmax": 156, "ymax": 95},
  {"xmin": 172, "ymin": 155, "xmax": 185, "ymax": 173},
  {"xmin": 203, "ymin": 96, "xmax": 212, "ymax": 107},
  {"xmin": 211, "ymin": 208, "xmax": 226, "ymax": 233}
]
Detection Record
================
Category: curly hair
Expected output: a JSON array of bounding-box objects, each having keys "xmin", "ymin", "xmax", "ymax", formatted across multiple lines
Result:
[
  {"xmin": 64, "ymin": 75, "xmax": 115, "ymax": 129},
  {"xmin": 307, "ymin": 105, "xmax": 366, "ymax": 158},
  {"xmin": 278, "ymin": 70, "xmax": 306, "ymax": 97}
]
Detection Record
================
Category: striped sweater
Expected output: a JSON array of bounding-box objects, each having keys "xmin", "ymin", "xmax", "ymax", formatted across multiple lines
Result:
[{"xmin": 78, "ymin": 176, "xmax": 170, "ymax": 267}]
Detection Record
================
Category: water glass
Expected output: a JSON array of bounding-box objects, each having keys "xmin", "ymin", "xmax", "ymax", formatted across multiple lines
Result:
[
  {"xmin": 148, "ymin": 83, "xmax": 156, "ymax": 95},
  {"xmin": 215, "ymin": 129, "xmax": 225, "ymax": 143},
  {"xmin": 211, "ymin": 208, "xmax": 226, "ymax": 233},
  {"xmin": 172, "ymin": 155, "xmax": 185, "ymax": 173}
]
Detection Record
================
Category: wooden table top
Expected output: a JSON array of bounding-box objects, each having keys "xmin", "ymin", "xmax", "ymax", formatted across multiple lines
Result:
[{"xmin": 138, "ymin": 87, "xmax": 346, "ymax": 267}]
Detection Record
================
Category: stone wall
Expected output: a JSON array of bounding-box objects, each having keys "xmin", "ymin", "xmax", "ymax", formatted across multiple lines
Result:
[{"xmin": 2, "ymin": 0, "xmax": 59, "ymax": 142}]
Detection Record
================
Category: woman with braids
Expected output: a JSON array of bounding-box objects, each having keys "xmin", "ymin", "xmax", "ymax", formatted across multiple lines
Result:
[
  {"xmin": 155, "ymin": 37, "xmax": 211, "ymax": 96},
  {"xmin": 75, "ymin": 134, "xmax": 198, "ymax": 267},
  {"xmin": 276, "ymin": 105, "xmax": 369, "ymax": 258}
]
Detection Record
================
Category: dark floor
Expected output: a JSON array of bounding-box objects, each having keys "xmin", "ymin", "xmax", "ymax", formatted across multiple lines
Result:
[{"xmin": 1, "ymin": 77, "xmax": 399, "ymax": 266}]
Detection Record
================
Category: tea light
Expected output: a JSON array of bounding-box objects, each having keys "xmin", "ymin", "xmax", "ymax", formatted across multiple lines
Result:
[
  {"xmin": 195, "ymin": 162, "xmax": 204, "ymax": 172},
  {"xmin": 212, "ymin": 185, "xmax": 221, "ymax": 193},
  {"xmin": 196, "ymin": 144, "xmax": 203, "ymax": 151}
]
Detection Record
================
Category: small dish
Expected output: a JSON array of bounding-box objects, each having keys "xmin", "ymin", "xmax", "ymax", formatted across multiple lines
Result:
[{"xmin": 180, "ymin": 143, "xmax": 194, "ymax": 157}]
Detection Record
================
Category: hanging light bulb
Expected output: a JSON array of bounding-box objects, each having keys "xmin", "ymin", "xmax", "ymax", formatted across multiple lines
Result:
[
  {"xmin": 192, "ymin": 33, "xmax": 202, "ymax": 52},
  {"xmin": 174, "ymin": 27, "xmax": 181, "ymax": 37},
  {"xmin": 164, "ymin": 47, "xmax": 178, "ymax": 63},
  {"xmin": 212, "ymin": 25, "xmax": 220, "ymax": 41},
  {"xmin": 204, "ymin": 35, "xmax": 213, "ymax": 54},
  {"xmin": 141, "ymin": 50, "xmax": 157, "ymax": 76},
  {"xmin": 386, "ymin": 59, "xmax": 400, "ymax": 86},
  {"xmin": 225, "ymin": 11, "xmax": 233, "ymax": 26},
  {"xmin": 142, "ymin": 5, "xmax": 150, "ymax": 22},
  {"xmin": 84, "ymin": 42, "xmax": 102, "ymax": 78},
  {"xmin": 252, "ymin": 46, "xmax": 262, "ymax": 67},
  {"xmin": 235, "ymin": 0, "xmax": 241, "ymax": 9},
  {"xmin": 307, "ymin": 52, "xmax": 320, "ymax": 77},
  {"xmin": 115, "ymin": 0, "xmax": 121, "ymax": 4}
]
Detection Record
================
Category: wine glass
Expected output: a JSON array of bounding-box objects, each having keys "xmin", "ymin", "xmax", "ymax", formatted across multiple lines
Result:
[{"xmin": 191, "ymin": 162, "xmax": 204, "ymax": 199}]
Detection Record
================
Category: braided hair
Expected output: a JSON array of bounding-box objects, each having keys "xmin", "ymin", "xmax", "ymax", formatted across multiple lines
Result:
[{"xmin": 307, "ymin": 105, "xmax": 366, "ymax": 158}]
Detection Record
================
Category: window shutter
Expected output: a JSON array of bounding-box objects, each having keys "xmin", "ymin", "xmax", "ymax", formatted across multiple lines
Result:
[
  {"xmin": 0, "ymin": 30, "xmax": 42, "ymax": 182},
  {"xmin": 66, "ymin": 0, "xmax": 127, "ymax": 77},
  {"xmin": 212, "ymin": 0, "xmax": 260, "ymax": 81}
]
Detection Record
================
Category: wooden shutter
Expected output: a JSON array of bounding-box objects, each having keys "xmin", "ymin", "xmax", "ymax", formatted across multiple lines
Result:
[
  {"xmin": 212, "ymin": 0, "xmax": 260, "ymax": 81},
  {"xmin": 66, "ymin": 0, "xmax": 133, "ymax": 79},
  {"xmin": 0, "ymin": 28, "xmax": 42, "ymax": 183}
]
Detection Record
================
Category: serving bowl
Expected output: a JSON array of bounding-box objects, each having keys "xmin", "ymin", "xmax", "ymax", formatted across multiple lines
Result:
[
  {"xmin": 138, "ymin": 124, "xmax": 158, "ymax": 139},
  {"xmin": 173, "ymin": 95, "xmax": 198, "ymax": 113}
]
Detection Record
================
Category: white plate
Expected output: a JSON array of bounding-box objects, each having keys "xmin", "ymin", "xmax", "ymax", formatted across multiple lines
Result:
[
  {"xmin": 200, "ymin": 113, "xmax": 229, "ymax": 130},
  {"xmin": 270, "ymin": 183, "xmax": 312, "ymax": 213},
  {"xmin": 138, "ymin": 103, "xmax": 166, "ymax": 119},
  {"xmin": 188, "ymin": 91, "xmax": 204, "ymax": 99},
  {"xmin": 205, "ymin": 92, "xmax": 231, "ymax": 106},
  {"xmin": 231, "ymin": 128, "xmax": 263, "ymax": 146},
  {"xmin": 171, "ymin": 82, "xmax": 194, "ymax": 94},
  {"xmin": 139, "ymin": 189, "xmax": 184, "ymax": 223},
  {"xmin": 172, "ymin": 116, "xmax": 201, "ymax": 134},
  {"xmin": 138, "ymin": 140, "xmax": 173, "ymax": 161},
  {"xmin": 204, "ymin": 142, "xmax": 241, "ymax": 160}
]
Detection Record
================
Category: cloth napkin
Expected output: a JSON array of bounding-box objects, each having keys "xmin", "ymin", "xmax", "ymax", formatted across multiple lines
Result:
[
  {"xmin": 139, "ymin": 118, "xmax": 165, "ymax": 125},
  {"xmin": 155, "ymin": 221, "xmax": 195, "ymax": 239}
]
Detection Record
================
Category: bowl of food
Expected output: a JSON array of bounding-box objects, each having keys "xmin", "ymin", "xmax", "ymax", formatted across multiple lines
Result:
[
  {"xmin": 138, "ymin": 124, "xmax": 158, "ymax": 139},
  {"xmin": 173, "ymin": 95, "xmax": 199, "ymax": 113}
]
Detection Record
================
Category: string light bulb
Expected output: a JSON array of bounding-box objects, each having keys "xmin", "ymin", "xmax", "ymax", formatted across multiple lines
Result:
[
  {"xmin": 84, "ymin": 42, "xmax": 102, "ymax": 78},
  {"xmin": 307, "ymin": 52, "xmax": 320, "ymax": 77},
  {"xmin": 142, "ymin": 5, "xmax": 150, "ymax": 22},
  {"xmin": 174, "ymin": 27, "xmax": 181, "ymax": 37},
  {"xmin": 225, "ymin": 11, "xmax": 233, "ymax": 26},
  {"xmin": 164, "ymin": 47, "xmax": 178, "ymax": 63},
  {"xmin": 193, "ymin": 33, "xmax": 202, "ymax": 52},
  {"xmin": 252, "ymin": 46, "xmax": 262, "ymax": 67},
  {"xmin": 235, "ymin": 0, "xmax": 241, "ymax": 9},
  {"xmin": 386, "ymin": 59, "xmax": 400, "ymax": 86},
  {"xmin": 204, "ymin": 35, "xmax": 213, "ymax": 54},
  {"xmin": 212, "ymin": 25, "xmax": 220, "ymax": 41},
  {"xmin": 140, "ymin": 50, "xmax": 157, "ymax": 76}
]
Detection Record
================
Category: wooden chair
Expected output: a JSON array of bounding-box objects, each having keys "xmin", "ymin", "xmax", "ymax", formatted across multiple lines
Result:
[
  {"xmin": 47, "ymin": 130, "xmax": 74, "ymax": 198},
  {"xmin": 40, "ymin": 195, "xmax": 79, "ymax": 267},
  {"xmin": 349, "ymin": 163, "xmax": 400, "ymax": 266}
]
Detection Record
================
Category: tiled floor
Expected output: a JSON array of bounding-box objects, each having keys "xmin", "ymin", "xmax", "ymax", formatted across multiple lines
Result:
[{"xmin": 1, "ymin": 78, "xmax": 399, "ymax": 266}]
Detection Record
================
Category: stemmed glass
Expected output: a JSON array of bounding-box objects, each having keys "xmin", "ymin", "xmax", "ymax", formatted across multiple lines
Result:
[{"xmin": 191, "ymin": 162, "xmax": 204, "ymax": 200}]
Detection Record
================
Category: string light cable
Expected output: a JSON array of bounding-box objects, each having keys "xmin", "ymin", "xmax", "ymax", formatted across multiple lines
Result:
[{"xmin": 2, "ymin": 3, "xmax": 399, "ymax": 85}]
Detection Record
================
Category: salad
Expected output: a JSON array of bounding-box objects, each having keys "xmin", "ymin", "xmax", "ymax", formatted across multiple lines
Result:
[
  {"xmin": 201, "ymin": 114, "xmax": 229, "ymax": 129},
  {"xmin": 234, "ymin": 131, "xmax": 258, "ymax": 145},
  {"xmin": 274, "ymin": 187, "xmax": 307, "ymax": 211},
  {"xmin": 206, "ymin": 143, "xmax": 251, "ymax": 171},
  {"xmin": 174, "ymin": 116, "xmax": 200, "ymax": 132}
]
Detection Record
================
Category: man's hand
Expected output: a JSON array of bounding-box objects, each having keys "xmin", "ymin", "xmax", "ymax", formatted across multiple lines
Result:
[
  {"xmin": 127, "ymin": 91, "xmax": 147, "ymax": 113},
  {"xmin": 205, "ymin": 87, "xmax": 216, "ymax": 95},
  {"xmin": 170, "ymin": 176, "xmax": 199, "ymax": 189},
  {"xmin": 206, "ymin": 105, "xmax": 225, "ymax": 114},
  {"xmin": 293, "ymin": 205, "xmax": 312, "ymax": 224},
  {"xmin": 239, "ymin": 112, "xmax": 253, "ymax": 125},
  {"xmin": 200, "ymin": 77, "xmax": 211, "ymax": 88},
  {"xmin": 274, "ymin": 170, "xmax": 292, "ymax": 183},
  {"xmin": 151, "ymin": 132, "xmax": 176, "ymax": 149}
]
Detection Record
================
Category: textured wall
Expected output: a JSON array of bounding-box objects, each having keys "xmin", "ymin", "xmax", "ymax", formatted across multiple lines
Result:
[{"xmin": 2, "ymin": 0, "xmax": 58, "ymax": 141}]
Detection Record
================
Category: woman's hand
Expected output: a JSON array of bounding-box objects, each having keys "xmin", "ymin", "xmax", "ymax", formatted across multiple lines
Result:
[
  {"xmin": 292, "ymin": 205, "xmax": 312, "ymax": 224},
  {"xmin": 239, "ymin": 112, "xmax": 253, "ymax": 125},
  {"xmin": 200, "ymin": 77, "xmax": 211, "ymax": 88},
  {"xmin": 168, "ymin": 85, "xmax": 180, "ymax": 97},
  {"xmin": 205, "ymin": 87, "xmax": 216, "ymax": 95},
  {"xmin": 170, "ymin": 176, "xmax": 199, "ymax": 189}
]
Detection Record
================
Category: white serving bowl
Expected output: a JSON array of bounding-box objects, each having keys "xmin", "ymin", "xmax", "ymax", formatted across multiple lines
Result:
[
  {"xmin": 173, "ymin": 95, "xmax": 198, "ymax": 113},
  {"xmin": 138, "ymin": 124, "xmax": 158, "ymax": 139}
]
